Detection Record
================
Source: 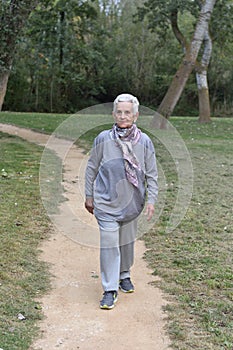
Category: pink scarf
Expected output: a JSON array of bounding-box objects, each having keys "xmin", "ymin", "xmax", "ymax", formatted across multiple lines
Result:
[{"xmin": 112, "ymin": 123, "xmax": 141, "ymax": 187}]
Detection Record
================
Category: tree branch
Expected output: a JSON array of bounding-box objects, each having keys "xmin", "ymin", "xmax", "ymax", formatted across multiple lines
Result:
[{"xmin": 170, "ymin": 9, "xmax": 188, "ymax": 53}]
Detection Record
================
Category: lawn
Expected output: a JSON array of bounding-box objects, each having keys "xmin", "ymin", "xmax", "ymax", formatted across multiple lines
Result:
[
  {"xmin": 0, "ymin": 112, "xmax": 68, "ymax": 134},
  {"xmin": 0, "ymin": 132, "xmax": 51, "ymax": 349},
  {"xmin": 0, "ymin": 112, "xmax": 232, "ymax": 349},
  {"xmin": 146, "ymin": 118, "xmax": 233, "ymax": 349}
]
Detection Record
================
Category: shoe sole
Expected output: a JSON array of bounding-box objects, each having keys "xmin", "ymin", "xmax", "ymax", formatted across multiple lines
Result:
[
  {"xmin": 100, "ymin": 304, "xmax": 115, "ymax": 310},
  {"xmin": 119, "ymin": 286, "xmax": 134, "ymax": 293},
  {"xmin": 100, "ymin": 296, "xmax": 118, "ymax": 310}
]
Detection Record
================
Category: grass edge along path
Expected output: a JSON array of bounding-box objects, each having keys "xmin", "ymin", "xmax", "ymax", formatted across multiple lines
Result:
[
  {"xmin": 144, "ymin": 118, "xmax": 233, "ymax": 350},
  {"xmin": 0, "ymin": 132, "xmax": 57, "ymax": 350}
]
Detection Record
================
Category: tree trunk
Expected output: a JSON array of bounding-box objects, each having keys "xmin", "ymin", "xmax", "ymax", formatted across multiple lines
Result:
[
  {"xmin": 0, "ymin": 71, "xmax": 10, "ymax": 111},
  {"xmin": 196, "ymin": 29, "xmax": 212, "ymax": 122},
  {"xmin": 157, "ymin": 60, "xmax": 194, "ymax": 118},
  {"xmin": 170, "ymin": 7, "xmax": 212, "ymax": 123},
  {"xmin": 156, "ymin": 0, "xmax": 216, "ymax": 120},
  {"xmin": 197, "ymin": 75, "xmax": 211, "ymax": 122}
]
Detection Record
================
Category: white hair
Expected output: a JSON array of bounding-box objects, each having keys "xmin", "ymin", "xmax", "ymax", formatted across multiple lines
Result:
[{"xmin": 113, "ymin": 93, "xmax": 139, "ymax": 115}]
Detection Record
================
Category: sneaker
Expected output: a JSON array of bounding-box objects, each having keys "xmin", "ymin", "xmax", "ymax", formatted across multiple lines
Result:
[
  {"xmin": 100, "ymin": 291, "xmax": 118, "ymax": 309},
  {"xmin": 119, "ymin": 278, "xmax": 134, "ymax": 293}
]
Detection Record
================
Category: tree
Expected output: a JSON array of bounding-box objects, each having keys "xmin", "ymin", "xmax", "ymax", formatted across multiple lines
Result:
[
  {"xmin": 4, "ymin": 0, "xmax": 99, "ymax": 112},
  {"xmin": 4, "ymin": 0, "xmax": 232, "ymax": 114},
  {"xmin": 0, "ymin": 0, "xmax": 39, "ymax": 111},
  {"xmin": 208, "ymin": 0, "xmax": 233, "ymax": 116},
  {"xmin": 4, "ymin": 0, "xmax": 164, "ymax": 112},
  {"xmin": 95, "ymin": 0, "xmax": 163, "ymax": 104},
  {"xmin": 138, "ymin": 0, "xmax": 217, "ymax": 120},
  {"xmin": 158, "ymin": 0, "xmax": 216, "ymax": 120},
  {"xmin": 170, "ymin": 5, "xmax": 212, "ymax": 122}
]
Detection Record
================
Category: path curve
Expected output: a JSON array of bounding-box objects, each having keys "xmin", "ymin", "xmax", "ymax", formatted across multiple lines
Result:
[{"xmin": 0, "ymin": 123, "xmax": 172, "ymax": 350}]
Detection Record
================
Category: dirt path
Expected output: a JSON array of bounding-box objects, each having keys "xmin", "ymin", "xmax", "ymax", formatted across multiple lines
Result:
[{"xmin": 0, "ymin": 123, "xmax": 172, "ymax": 350}]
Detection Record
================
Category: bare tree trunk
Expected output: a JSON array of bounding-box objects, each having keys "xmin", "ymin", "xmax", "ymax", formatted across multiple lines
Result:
[
  {"xmin": 170, "ymin": 7, "xmax": 212, "ymax": 122},
  {"xmin": 196, "ymin": 29, "xmax": 212, "ymax": 122},
  {"xmin": 156, "ymin": 0, "xmax": 216, "ymax": 120},
  {"xmin": 197, "ymin": 77, "xmax": 211, "ymax": 122},
  {"xmin": 35, "ymin": 78, "xmax": 39, "ymax": 111},
  {"xmin": 50, "ymin": 76, "xmax": 54, "ymax": 113},
  {"xmin": 0, "ymin": 71, "xmax": 10, "ymax": 111},
  {"xmin": 157, "ymin": 61, "xmax": 194, "ymax": 119}
]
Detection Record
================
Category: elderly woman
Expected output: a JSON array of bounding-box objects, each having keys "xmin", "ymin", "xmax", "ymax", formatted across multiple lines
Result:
[{"xmin": 85, "ymin": 93, "xmax": 158, "ymax": 309}]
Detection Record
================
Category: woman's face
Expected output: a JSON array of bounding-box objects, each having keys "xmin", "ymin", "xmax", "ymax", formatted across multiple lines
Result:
[{"xmin": 113, "ymin": 101, "xmax": 138, "ymax": 128}]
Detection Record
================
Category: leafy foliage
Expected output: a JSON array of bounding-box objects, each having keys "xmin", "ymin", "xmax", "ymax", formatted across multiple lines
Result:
[
  {"xmin": 1, "ymin": 0, "xmax": 233, "ymax": 115},
  {"xmin": 0, "ymin": 0, "xmax": 39, "ymax": 70}
]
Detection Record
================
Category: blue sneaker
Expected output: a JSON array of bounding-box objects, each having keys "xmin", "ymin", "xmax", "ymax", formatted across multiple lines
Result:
[
  {"xmin": 100, "ymin": 291, "xmax": 118, "ymax": 309},
  {"xmin": 119, "ymin": 278, "xmax": 134, "ymax": 293}
]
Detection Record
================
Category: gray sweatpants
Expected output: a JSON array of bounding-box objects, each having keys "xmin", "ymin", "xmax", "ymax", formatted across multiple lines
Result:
[{"xmin": 97, "ymin": 218, "xmax": 137, "ymax": 292}]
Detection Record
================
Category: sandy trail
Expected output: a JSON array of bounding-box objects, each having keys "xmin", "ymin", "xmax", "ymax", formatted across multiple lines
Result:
[{"xmin": 0, "ymin": 123, "xmax": 172, "ymax": 350}]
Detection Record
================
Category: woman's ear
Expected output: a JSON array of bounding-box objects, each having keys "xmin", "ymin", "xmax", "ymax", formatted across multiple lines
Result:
[{"xmin": 134, "ymin": 112, "xmax": 139, "ymax": 123}]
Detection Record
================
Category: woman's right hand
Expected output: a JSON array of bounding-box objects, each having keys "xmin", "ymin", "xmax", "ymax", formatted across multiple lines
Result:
[{"xmin": 85, "ymin": 197, "xmax": 94, "ymax": 214}]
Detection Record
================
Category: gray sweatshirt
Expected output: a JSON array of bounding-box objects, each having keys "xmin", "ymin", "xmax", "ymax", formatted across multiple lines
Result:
[{"xmin": 85, "ymin": 129, "xmax": 158, "ymax": 222}]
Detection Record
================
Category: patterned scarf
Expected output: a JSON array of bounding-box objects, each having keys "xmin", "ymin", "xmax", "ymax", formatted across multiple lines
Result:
[{"xmin": 112, "ymin": 123, "xmax": 142, "ymax": 187}]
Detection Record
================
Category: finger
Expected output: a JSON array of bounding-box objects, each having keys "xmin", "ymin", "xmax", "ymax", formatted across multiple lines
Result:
[
  {"xmin": 147, "ymin": 208, "xmax": 154, "ymax": 221},
  {"xmin": 85, "ymin": 204, "xmax": 94, "ymax": 214},
  {"xmin": 88, "ymin": 207, "xmax": 94, "ymax": 214},
  {"xmin": 144, "ymin": 207, "xmax": 149, "ymax": 216}
]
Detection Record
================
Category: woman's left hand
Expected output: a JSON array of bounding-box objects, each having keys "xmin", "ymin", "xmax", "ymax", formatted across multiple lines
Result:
[{"xmin": 144, "ymin": 203, "xmax": 155, "ymax": 221}]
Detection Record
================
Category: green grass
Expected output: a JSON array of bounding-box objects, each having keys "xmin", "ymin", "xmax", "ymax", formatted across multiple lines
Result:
[
  {"xmin": 0, "ymin": 133, "xmax": 52, "ymax": 349},
  {"xmin": 0, "ymin": 113, "xmax": 233, "ymax": 349},
  {"xmin": 0, "ymin": 112, "xmax": 68, "ymax": 133},
  {"xmin": 144, "ymin": 117, "xmax": 233, "ymax": 349}
]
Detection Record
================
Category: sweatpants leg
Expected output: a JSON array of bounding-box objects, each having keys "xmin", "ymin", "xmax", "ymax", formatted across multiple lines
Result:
[
  {"xmin": 119, "ymin": 219, "xmax": 137, "ymax": 280},
  {"xmin": 100, "ymin": 225, "xmax": 120, "ymax": 292},
  {"xmin": 119, "ymin": 242, "xmax": 134, "ymax": 280},
  {"xmin": 98, "ymin": 217, "xmax": 137, "ymax": 291}
]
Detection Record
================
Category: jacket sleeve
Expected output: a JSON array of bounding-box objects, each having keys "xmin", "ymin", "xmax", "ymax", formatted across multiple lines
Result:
[
  {"xmin": 144, "ymin": 138, "xmax": 158, "ymax": 205},
  {"xmin": 85, "ymin": 135, "xmax": 103, "ymax": 198}
]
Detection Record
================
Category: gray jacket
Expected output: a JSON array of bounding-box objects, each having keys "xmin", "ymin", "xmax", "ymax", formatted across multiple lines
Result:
[{"xmin": 85, "ymin": 129, "xmax": 158, "ymax": 222}]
